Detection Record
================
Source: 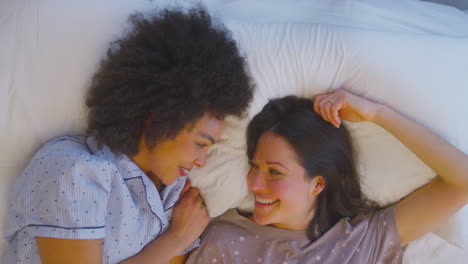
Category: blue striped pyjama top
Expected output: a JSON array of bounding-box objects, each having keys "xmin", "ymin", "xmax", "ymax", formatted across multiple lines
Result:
[{"xmin": 2, "ymin": 136, "xmax": 199, "ymax": 263}]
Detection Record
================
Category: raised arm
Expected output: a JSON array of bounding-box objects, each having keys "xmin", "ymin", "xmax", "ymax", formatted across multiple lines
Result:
[{"xmin": 314, "ymin": 89, "xmax": 468, "ymax": 246}]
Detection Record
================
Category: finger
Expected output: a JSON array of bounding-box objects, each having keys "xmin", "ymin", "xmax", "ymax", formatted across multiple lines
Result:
[
  {"xmin": 325, "ymin": 96, "xmax": 342, "ymax": 128},
  {"xmin": 313, "ymin": 94, "xmax": 326, "ymax": 114},
  {"xmin": 201, "ymin": 206, "xmax": 209, "ymax": 219},
  {"xmin": 183, "ymin": 187, "xmax": 200, "ymax": 200},
  {"xmin": 318, "ymin": 95, "xmax": 333, "ymax": 123},
  {"xmin": 192, "ymin": 195, "xmax": 206, "ymax": 211},
  {"xmin": 200, "ymin": 210, "xmax": 210, "ymax": 227},
  {"xmin": 197, "ymin": 195, "xmax": 205, "ymax": 207},
  {"xmin": 326, "ymin": 90, "xmax": 346, "ymax": 125},
  {"xmin": 333, "ymin": 97, "xmax": 347, "ymax": 127},
  {"xmin": 200, "ymin": 200, "xmax": 209, "ymax": 218},
  {"xmin": 314, "ymin": 93, "xmax": 330, "ymax": 111},
  {"xmin": 323, "ymin": 100, "xmax": 335, "ymax": 126},
  {"xmin": 179, "ymin": 179, "xmax": 192, "ymax": 198}
]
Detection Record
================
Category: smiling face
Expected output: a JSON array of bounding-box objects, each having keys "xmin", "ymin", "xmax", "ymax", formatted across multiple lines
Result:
[
  {"xmin": 247, "ymin": 131, "xmax": 322, "ymax": 230},
  {"xmin": 132, "ymin": 113, "xmax": 224, "ymax": 190}
]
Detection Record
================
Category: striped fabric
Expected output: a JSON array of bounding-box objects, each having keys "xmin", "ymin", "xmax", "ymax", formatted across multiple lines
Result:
[{"xmin": 2, "ymin": 136, "xmax": 199, "ymax": 263}]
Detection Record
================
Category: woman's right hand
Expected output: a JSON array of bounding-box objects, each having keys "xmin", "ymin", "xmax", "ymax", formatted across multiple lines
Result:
[
  {"xmin": 120, "ymin": 180, "xmax": 209, "ymax": 264},
  {"xmin": 167, "ymin": 180, "xmax": 210, "ymax": 250}
]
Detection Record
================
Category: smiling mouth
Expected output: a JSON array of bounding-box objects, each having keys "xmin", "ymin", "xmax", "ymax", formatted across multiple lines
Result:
[
  {"xmin": 178, "ymin": 167, "xmax": 189, "ymax": 176},
  {"xmin": 255, "ymin": 196, "xmax": 279, "ymax": 207}
]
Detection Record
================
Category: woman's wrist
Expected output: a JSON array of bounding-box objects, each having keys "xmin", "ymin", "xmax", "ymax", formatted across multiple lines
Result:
[
  {"xmin": 162, "ymin": 229, "xmax": 188, "ymax": 254},
  {"xmin": 371, "ymin": 103, "xmax": 391, "ymax": 125}
]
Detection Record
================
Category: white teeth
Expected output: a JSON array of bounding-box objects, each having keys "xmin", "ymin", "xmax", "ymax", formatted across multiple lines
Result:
[
  {"xmin": 182, "ymin": 168, "xmax": 189, "ymax": 173},
  {"xmin": 255, "ymin": 197, "xmax": 278, "ymax": 204}
]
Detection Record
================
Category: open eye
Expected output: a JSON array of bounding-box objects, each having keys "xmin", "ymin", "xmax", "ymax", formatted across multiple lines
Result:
[{"xmin": 269, "ymin": 169, "xmax": 283, "ymax": 176}]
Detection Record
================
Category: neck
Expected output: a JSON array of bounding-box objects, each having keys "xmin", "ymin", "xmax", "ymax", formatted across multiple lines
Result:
[
  {"xmin": 146, "ymin": 171, "xmax": 164, "ymax": 192},
  {"xmin": 271, "ymin": 207, "xmax": 317, "ymax": 231},
  {"xmin": 130, "ymin": 154, "xmax": 163, "ymax": 192}
]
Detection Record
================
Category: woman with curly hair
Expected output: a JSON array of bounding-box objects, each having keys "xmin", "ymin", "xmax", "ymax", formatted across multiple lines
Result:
[
  {"xmin": 186, "ymin": 90, "xmax": 468, "ymax": 264},
  {"xmin": 2, "ymin": 7, "xmax": 253, "ymax": 264}
]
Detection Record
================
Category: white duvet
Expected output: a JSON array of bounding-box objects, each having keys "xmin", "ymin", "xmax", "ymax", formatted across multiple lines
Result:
[{"xmin": 1, "ymin": 0, "xmax": 467, "ymax": 263}]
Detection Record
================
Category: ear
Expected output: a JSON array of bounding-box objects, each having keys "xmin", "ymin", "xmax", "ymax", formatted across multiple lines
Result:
[
  {"xmin": 137, "ymin": 131, "xmax": 149, "ymax": 154},
  {"xmin": 311, "ymin": 175, "xmax": 325, "ymax": 196}
]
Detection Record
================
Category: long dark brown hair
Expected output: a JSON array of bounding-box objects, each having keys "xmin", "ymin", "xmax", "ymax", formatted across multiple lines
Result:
[{"xmin": 246, "ymin": 95, "xmax": 376, "ymax": 241}]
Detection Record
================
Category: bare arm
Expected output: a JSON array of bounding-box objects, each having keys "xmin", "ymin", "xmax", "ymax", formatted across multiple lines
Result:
[
  {"xmin": 314, "ymin": 89, "xmax": 468, "ymax": 246},
  {"xmin": 37, "ymin": 181, "xmax": 206, "ymax": 264},
  {"xmin": 37, "ymin": 232, "xmax": 185, "ymax": 264},
  {"xmin": 169, "ymin": 254, "xmax": 188, "ymax": 264},
  {"xmin": 36, "ymin": 237, "xmax": 103, "ymax": 264},
  {"xmin": 373, "ymin": 104, "xmax": 468, "ymax": 246}
]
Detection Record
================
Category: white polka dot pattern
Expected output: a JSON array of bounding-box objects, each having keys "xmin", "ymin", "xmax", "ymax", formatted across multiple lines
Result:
[{"xmin": 2, "ymin": 136, "xmax": 199, "ymax": 263}]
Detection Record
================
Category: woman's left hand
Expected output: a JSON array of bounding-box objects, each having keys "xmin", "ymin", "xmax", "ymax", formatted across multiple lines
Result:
[
  {"xmin": 313, "ymin": 89, "xmax": 380, "ymax": 128},
  {"xmin": 316, "ymin": 89, "xmax": 468, "ymax": 247}
]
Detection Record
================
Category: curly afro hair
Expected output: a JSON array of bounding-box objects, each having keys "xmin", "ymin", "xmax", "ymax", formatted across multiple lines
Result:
[{"xmin": 86, "ymin": 6, "xmax": 254, "ymax": 156}]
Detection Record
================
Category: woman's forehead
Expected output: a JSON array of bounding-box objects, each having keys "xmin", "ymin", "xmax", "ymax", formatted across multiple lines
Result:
[
  {"xmin": 184, "ymin": 113, "xmax": 225, "ymax": 140},
  {"xmin": 254, "ymin": 132, "xmax": 299, "ymax": 164}
]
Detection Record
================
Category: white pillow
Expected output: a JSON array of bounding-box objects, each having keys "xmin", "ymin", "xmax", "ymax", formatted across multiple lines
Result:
[
  {"xmin": 189, "ymin": 21, "xmax": 468, "ymax": 249},
  {"xmin": 0, "ymin": 0, "xmax": 167, "ymax": 256},
  {"xmin": 2, "ymin": 0, "xmax": 468, "ymax": 257}
]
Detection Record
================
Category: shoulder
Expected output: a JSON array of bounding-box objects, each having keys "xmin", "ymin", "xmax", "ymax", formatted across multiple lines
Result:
[
  {"xmin": 347, "ymin": 205, "xmax": 401, "ymax": 249},
  {"xmin": 38, "ymin": 135, "xmax": 111, "ymax": 166},
  {"xmin": 5, "ymin": 137, "xmax": 114, "ymax": 240},
  {"xmin": 210, "ymin": 209, "xmax": 247, "ymax": 227},
  {"xmin": 188, "ymin": 210, "xmax": 257, "ymax": 263},
  {"xmin": 200, "ymin": 209, "xmax": 259, "ymax": 243},
  {"xmin": 204, "ymin": 209, "xmax": 246, "ymax": 233},
  {"xmin": 351, "ymin": 205, "xmax": 396, "ymax": 227},
  {"xmin": 36, "ymin": 136, "xmax": 97, "ymax": 162},
  {"xmin": 19, "ymin": 136, "xmax": 114, "ymax": 193}
]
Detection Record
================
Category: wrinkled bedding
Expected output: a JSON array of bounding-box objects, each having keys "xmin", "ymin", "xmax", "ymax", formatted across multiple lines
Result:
[{"xmin": 1, "ymin": 0, "xmax": 467, "ymax": 262}]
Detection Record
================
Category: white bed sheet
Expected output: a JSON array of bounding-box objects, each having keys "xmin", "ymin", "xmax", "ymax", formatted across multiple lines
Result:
[
  {"xmin": 199, "ymin": 1, "xmax": 468, "ymax": 263},
  {"xmin": 1, "ymin": 0, "xmax": 468, "ymax": 262}
]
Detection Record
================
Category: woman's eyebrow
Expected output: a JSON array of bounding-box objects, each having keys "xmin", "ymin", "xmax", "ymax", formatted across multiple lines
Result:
[
  {"xmin": 266, "ymin": 161, "xmax": 289, "ymax": 171},
  {"xmin": 198, "ymin": 132, "xmax": 216, "ymax": 145}
]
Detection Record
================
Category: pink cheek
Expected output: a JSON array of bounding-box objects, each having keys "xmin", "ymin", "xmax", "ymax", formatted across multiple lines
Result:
[
  {"xmin": 246, "ymin": 170, "xmax": 257, "ymax": 187},
  {"xmin": 186, "ymin": 146, "xmax": 198, "ymax": 160},
  {"xmin": 268, "ymin": 181, "xmax": 293, "ymax": 198}
]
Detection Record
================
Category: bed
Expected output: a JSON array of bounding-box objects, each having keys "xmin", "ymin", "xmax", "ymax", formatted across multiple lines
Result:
[{"xmin": 1, "ymin": 0, "xmax": 467, "ymax": 263}]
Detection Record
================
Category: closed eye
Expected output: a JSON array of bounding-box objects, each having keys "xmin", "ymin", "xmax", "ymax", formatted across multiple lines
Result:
[{"xmin": 196, "ymin": 143, "xmax": 208, "ymax": 149}]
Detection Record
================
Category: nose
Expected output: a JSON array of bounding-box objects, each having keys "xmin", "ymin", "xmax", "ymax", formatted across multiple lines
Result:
[
  {"xmin": 194, "ymin": 151, "xmax": 208, "ymax": 168},
  {"xmin": 247, "ymin": 169, "xmax": 267, "ymax": 191}
]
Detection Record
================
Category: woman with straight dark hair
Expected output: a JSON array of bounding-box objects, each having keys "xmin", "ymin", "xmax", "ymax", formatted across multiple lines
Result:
[{"xmin": 186, "ymin": 89, "xmax": 468, "ymax": 264}]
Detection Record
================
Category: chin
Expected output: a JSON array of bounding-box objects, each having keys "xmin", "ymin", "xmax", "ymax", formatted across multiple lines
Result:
[
  {"xmin": 253, "ymin": 212, "xmax": 273, "ymax": 226},
  {"xmin": 166, "ymin": 177, "xmax": 178, "ymax": 186},
  {"xmin": 161, "ymin": 175, "xmax": 178, "ymax": 186}
]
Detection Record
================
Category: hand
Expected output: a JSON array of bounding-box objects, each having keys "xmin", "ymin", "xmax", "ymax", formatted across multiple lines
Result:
[
  {"xmin": 313, "ymin": 89, "xmax": 381, "ymax": 128},
  {"xmin": 167, "ymin": 180, "xmax": 209, "ymax": 250},
  {"xmin": 119, "ymin": 180, "xmax": 208, "ymax": 264}
]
